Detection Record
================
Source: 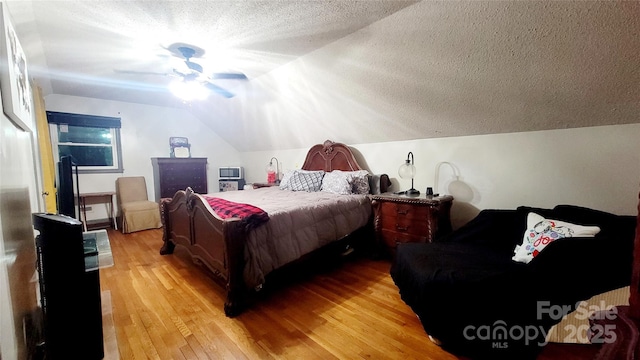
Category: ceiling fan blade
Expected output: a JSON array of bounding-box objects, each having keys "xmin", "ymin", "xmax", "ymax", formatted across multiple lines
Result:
[
  {"xmin": 210, "ymin": 73, "xmax": 247, "ymax": 80},
  {"xmin": 173, "ymin": 69, "xmax": 200, "ymax": 82},
  {"xmin": 185, "ymin": 60, "xmax": 203, "ymax": 73},
  {"xmin": 203, "ymin": 81, "xmax": 235, "ymax": 98}
]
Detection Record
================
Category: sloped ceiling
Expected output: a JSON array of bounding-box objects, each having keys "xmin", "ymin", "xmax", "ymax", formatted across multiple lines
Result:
[{"xmin": 7, "ymin": 1, "xmax": 640, "ymax": 151}]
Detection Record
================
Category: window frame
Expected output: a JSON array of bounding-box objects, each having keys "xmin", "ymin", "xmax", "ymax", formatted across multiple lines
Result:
[{"xmin": 47, "ymin": 111, "xmax": 124, "ymax": 174}]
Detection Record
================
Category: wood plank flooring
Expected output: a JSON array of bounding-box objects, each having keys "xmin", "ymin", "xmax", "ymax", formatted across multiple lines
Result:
[{"xmin": 100, "ymin": 228, "xmax": 601, "ymax": 359}]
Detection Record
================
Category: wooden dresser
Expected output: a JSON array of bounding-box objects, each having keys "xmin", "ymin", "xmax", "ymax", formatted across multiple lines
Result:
[
  {"xmin": 151, "ymin": 157, "xmax": 208, "ymax": 201},
  {"xmin": 371, "ymin": 193, "xmax": 454, "ymax": 256}
]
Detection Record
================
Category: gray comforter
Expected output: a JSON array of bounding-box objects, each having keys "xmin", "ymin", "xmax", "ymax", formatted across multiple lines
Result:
[{"xmin": 209, "ymin": 186, "xmax": 372, "ymax": 288}]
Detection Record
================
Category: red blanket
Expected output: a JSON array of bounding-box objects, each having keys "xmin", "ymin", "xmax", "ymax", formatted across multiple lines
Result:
[{"xmin": 203, "ymin": 195, "xmax": 269, "ymax": 230}]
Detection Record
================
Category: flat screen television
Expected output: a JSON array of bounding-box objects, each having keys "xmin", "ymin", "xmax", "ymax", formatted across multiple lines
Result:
[{"xmin": 32, "ymin": 213, "xmax": 104, "ymax": 359}]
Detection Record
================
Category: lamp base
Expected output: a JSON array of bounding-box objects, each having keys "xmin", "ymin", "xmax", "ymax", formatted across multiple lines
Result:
[{"xmin": 405, "ymin": 188, "xmax": 420, "ymax": 196}]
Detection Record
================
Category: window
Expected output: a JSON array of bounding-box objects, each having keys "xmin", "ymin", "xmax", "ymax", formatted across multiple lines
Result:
[{"xmin": 47, "ymin": 111, "xmax": 123, "ymax": 173}]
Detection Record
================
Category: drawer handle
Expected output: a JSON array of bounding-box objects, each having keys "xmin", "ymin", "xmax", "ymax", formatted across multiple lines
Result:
[
  {"xmin": 396, "ymin": 225, "xmax": 409, "ymax": 231},
  {"xmin": 397, "ymin": 209, "xmax": 409, "ymax": 215}
]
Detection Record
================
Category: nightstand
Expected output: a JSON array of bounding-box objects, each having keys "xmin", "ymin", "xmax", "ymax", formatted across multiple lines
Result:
[
  {"xmin": 252, "ymin": 182, "xmax": 280, "ymax": 189},
  {"xmin": 371, "ymin": 193, "xmax": 454, "ymax": 256}
]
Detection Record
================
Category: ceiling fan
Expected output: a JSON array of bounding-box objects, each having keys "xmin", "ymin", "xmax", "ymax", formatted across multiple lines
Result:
[{"xmin": 117, "ymin": 43, "xmax": 247, "ymax": 98}]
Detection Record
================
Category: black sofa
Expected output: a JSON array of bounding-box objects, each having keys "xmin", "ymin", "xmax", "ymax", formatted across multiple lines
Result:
[{"xmin": 390, "ymin": 205, "xmax": 636, "ymax": 359}]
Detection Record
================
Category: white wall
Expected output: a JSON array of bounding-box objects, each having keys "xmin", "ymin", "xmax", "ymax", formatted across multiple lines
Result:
[
  {"xmin": 44, "ymin": 94, "xmax": 242, "ymax": 221},
  {"xmin": 241, "ymin": 124, "xmax": 640, "ymax": 229},
  {"xmin": 42, "ymin": 88, "xmax": 640, "ymax": 231}
]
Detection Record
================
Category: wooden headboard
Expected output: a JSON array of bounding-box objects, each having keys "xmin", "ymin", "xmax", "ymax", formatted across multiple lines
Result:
[{"xmin": 301, "ymin": 140, "xmax": 363, "ymax": 172}]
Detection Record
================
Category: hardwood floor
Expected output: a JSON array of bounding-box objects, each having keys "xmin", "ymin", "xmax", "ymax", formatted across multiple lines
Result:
[{"xmin": 100, "ymin": 228, "xmax": 601, "ymax": 359}]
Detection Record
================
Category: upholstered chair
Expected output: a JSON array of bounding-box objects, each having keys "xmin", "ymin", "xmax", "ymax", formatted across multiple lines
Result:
[{"xmin": 115, "ymin": 176, "xmax": 162, "ymax": 233}]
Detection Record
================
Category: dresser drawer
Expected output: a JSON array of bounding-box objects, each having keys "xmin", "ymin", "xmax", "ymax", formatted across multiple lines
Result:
[
  {"xmin": 379, "ymin": 215, "xmax": 428, "ymax": 236},
  {"xmin": 380, "ymin": 229, "xmax": 428, "ymax": 248},
  {"xmin": 380, "ymin": 202, "xmax": 430, "ymax": 220}
]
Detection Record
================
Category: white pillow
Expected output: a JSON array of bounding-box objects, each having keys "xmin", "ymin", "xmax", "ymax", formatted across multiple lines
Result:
[
  {"xmin": 320, "ymin": 170, "xmax": 371, "ymax": 195},
  {"xmin": 321, "ymin": 171, "xmax": 353, "ymax": 194},
  {"xmin": 512, "ymin": 212, "xmax": 600, "ymax": 264},
  {"xmin": 279, "ymin": 170, "xmax": 295, "ymax": 190}
]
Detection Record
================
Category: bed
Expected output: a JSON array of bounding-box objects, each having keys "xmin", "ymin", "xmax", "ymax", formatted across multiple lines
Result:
[{"xmin": 159, "ymin": 140, "xmax": 390, "ymax": 317}]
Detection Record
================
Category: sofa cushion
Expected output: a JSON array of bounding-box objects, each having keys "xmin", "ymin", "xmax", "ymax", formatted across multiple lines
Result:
[
  {"xmin": 553, "ymin": 204, "xmax": 636, "ymax": 239},
  {"xmin": 553, "ymin": 204, "xmax": 619, "ymax": 225},
  {"xmin": 394, "ymin": 242, "xmax": 525, "ymax": 286},
  {"xmin": 438, "ymin": 210, "xmax": 526, "ymax": 254}
]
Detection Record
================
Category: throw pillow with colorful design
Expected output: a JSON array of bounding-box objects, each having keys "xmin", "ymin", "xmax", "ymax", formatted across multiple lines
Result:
[{"xmin": 512, "ymin": 212, "xmax": 600, "ymax": 264}]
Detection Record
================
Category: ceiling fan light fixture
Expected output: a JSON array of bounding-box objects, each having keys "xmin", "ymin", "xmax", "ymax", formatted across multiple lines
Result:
[
  {"xmin": 169, "ymin": 79, "xmax": 209, "ymax": 101},
  {"xmin": 121, "ymin": 43, "xmax": 243, "ymax": 98}
]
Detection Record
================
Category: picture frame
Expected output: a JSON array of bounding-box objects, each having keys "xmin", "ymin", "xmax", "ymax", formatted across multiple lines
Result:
[{"xmin": 0, "ymin": 2, "xmax": 33, "ymax": 132}]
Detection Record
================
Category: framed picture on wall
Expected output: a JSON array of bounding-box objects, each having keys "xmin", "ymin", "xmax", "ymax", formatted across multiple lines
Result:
[{"xmin": 0, "ymin": 2, "xmax": 33, "ymax": 132}]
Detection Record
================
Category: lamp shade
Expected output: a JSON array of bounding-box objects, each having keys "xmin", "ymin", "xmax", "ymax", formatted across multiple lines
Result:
[{"xmin": 398, "ymin": 161, "xmax": 416, "ymax": 179}]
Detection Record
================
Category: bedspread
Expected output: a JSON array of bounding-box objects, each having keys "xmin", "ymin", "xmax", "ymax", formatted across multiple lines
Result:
[{"xmin": 206, "ymin": 186, "xmax": 372, "ymax": 288}]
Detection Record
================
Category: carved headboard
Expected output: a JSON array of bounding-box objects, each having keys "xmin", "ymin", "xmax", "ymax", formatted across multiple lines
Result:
[
  {"xmin": 300, "ymin": 140, "xmax": 390, "ymax": 193},
  {"xmin": 301, "ymin": 140, "xmax": 363, "ymax": 172}
]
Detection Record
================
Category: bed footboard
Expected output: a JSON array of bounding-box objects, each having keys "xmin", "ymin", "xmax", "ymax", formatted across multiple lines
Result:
[
  {"xmin": 160, "ymin": 187, "xmax": 250, "ymax": 316},
  {"xmin": 160, "ymin": 190, "xmax": 189, "ymax": 255}
]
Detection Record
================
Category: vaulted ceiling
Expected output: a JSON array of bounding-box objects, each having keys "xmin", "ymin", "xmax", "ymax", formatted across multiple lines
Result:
[{"xmin": 7, "ymin": 1, "xmax": 640, "ymax": 151}]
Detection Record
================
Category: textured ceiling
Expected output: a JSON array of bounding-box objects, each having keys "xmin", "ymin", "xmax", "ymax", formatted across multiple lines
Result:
[
  {"xmin": 7, "ymin": 1, "xmax": 640, "ymax": 152},
  {"xmin": 8, "ymin": 0, "xmax": 417, "ymax": 107}
]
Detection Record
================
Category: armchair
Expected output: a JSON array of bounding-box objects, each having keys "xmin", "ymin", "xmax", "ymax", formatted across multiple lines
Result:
[{"xmin": 115, "ymin": 176, "xmax": 162, "ymax": 233}]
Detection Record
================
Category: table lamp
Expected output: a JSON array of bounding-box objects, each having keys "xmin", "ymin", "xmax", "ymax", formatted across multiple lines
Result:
[
  {"xmin": 266, "ymin": 157, "xmax": 279, "ymax": 184},
  {"xmin": 399, "ymin": 151, "xmax": 419, "ymax": 195}
]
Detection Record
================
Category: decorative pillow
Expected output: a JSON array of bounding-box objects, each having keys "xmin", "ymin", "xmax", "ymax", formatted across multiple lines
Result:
[
  {"xmin": 279, "ymin": 170, "xmax": 295, "ymax": 190},
  {"xmin": 321, "ymin": 171, "xmax": 353, "ymax": 195},
  {"xmin": 280, "ymin": 169, "xmax": 321, "ymax": 190},
  {"xmin": 288, "ymin": 170, "xmax": 324, "ymax": 192},
  {"xmin": 512, "ymin": 212, "xmax": 600, "ymax": 264},
  {"xmin": 347, "ymin": 170, "xmax": 371, "ymax": 195}
]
